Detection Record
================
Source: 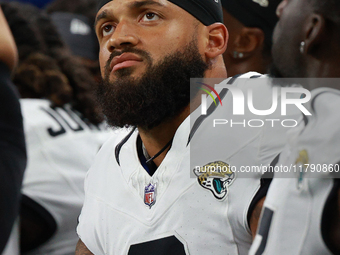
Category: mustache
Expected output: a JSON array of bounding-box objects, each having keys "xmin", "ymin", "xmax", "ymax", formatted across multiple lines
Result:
[{"xmin": 105, "ymin": 47, "xmax": 152, "ymax": 75}]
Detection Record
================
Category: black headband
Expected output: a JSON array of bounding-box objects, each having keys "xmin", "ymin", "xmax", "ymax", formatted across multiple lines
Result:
[{"xmin": 96, "ymin": 0, "xmax": 223, "ymax": 26}]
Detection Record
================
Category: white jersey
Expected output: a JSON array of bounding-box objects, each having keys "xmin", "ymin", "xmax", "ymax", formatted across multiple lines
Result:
[
  {"xmin": 249, "ymin": 87, "xmax": 340, "ymax": 255},
  {"xmin": 77, "ymin": 73, "xmax": 299, "ymax": 255},
  {"xmin": 2, "ymin": 220, "xmax": 19, "ymax": 255},
  {"xmin": 20, "ymin": 99, "xmax": 112, "ymax": 255}
]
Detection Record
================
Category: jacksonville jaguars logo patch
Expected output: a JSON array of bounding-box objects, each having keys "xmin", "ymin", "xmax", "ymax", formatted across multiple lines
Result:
[{"xmin": 194, "ymin": 161, "xmax": 235, "ymax": 200}]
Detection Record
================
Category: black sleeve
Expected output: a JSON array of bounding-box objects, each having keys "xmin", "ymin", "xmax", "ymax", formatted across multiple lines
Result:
[
  {"xmin": 246, "ymin": 154, "xmax": 279, "ymax": 226},
  {"xmin": 321, "ymin": 178, "xmax": 340, "ymax": 254},
  {"xmin": 247, "ymin": 178, "xmax": 272, "ymax": 227},
  {"xmin": 20, "ymin": 195, "xmax": 57, "ymax": 253},
  {"xmin": 0, "ymin": 61, "xmax": 27, "ymax": 253}
]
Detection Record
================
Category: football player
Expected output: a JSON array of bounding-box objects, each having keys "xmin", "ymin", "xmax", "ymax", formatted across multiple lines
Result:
[
  {"xmin": 250, "ymin": 0, "xmax": 340, "ymax": 254},
  {"xmin": 76, "ymin": 0, "xmax": 299, "ymax": 254}
]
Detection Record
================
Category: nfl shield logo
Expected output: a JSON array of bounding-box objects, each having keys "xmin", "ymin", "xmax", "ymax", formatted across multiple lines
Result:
[{"xmin": 144, "ymin": 183, "xmax": 157, "ymax": 209}]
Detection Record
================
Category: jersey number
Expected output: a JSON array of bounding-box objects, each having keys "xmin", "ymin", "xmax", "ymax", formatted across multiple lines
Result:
[
  {"xmin": 128, "ymin": 236, "xmax": 186, "ymax": 255},
  {"xmin": 41, "ymin": 106, "xmax": 102, "ymax": 137}
]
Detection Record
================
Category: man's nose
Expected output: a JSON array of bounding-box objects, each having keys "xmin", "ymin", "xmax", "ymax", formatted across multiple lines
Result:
[{"xmin": 106, "ymin": 20, "xmax": 139, "ymax": 52}]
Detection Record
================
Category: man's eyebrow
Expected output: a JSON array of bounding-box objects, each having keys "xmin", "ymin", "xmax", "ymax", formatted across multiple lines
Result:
[
  {"xmin": 94, "ymin": 0, "xmax": 165, "ymax": 28},
  {"xmin": 95, "ymin": 10, "xmax": 109, "ymax": 28},
  {"xmin": 127, "ymin": 0, "xmax": 165, "ymax": 9}
]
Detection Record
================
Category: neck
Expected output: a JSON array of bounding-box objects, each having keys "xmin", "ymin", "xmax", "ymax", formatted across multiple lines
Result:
[
  {"xmin": 305, "ymin": 58, "xmax": 340, "ymax": 90},
  {"xmin": 206, "ymin": 55, "xmax": 228, "ymax": 78},
  {"xmin": 139, "ymin": 55, "xmax": 227, "ymax": 167},
  {"xmin": 138, "ymin": 106, "xmax": 190, "ymax": 167}
]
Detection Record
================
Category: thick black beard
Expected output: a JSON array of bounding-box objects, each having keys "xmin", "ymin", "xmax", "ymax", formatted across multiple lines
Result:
[{"xmin": 96, "ymin": 40, "xmax": 209, "ymax": 130}]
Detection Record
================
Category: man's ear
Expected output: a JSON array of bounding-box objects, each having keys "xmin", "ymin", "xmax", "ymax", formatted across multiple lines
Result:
[
  {"xmin": 205, "ymin": 23, "xmax": 228, "ymax": 59},
  {"xmin": 232, "ymin": 27, "xmax": 264, "ymax": 58},
  {"xmin": 303, "ymin": 14, "xmax": 325, "ymax": 54}
]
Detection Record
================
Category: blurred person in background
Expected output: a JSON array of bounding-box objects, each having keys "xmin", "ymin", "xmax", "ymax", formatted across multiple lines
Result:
[
  {"xmin": 0, "ymin": 5, "xmax": 26, "ymax": 254},
  {"xmin": 1, "ymin": 2, "xmax": 111, "ymax": 254},
  {"xmin": 221, "ymin": 0, "xmax": 282, "ymax": 77},
  {"xmin": 250, "ymin": 0, "xmax": 340, "ymax": 254},
  {"xmin": 249, "ymin": 0, "xmax": 340, "ymax": 255},
  {"xmin": 46, "ymin": 0, "xmax": 101, "ymax": 82}
]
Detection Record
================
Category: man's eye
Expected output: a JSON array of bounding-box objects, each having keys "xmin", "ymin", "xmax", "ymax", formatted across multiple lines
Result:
[
  {"xmin": 141, "ymin": 12, "xmax": 160, "ymax": 22},
  {"xmin": 102, "ymin": 24, "xmax": 114, "ymax": 37}
]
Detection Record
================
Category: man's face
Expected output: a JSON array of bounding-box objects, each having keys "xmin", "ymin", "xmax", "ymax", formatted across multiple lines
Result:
[
  {"xmin": 270, "ymin": 0, "xmax": 313, "ymax": 78},
  {"xmin": 95, "ymin": 0, "xmax": 206, "ymax": 81},
  {"xmin": 94, "ymin": 0, "xmax": 209, "ymax": 129}
]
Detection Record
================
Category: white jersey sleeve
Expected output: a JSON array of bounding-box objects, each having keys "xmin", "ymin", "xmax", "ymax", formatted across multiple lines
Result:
[{"xmin": 2, "ymin": 220, "xmax": 19, "ymax": 255}]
